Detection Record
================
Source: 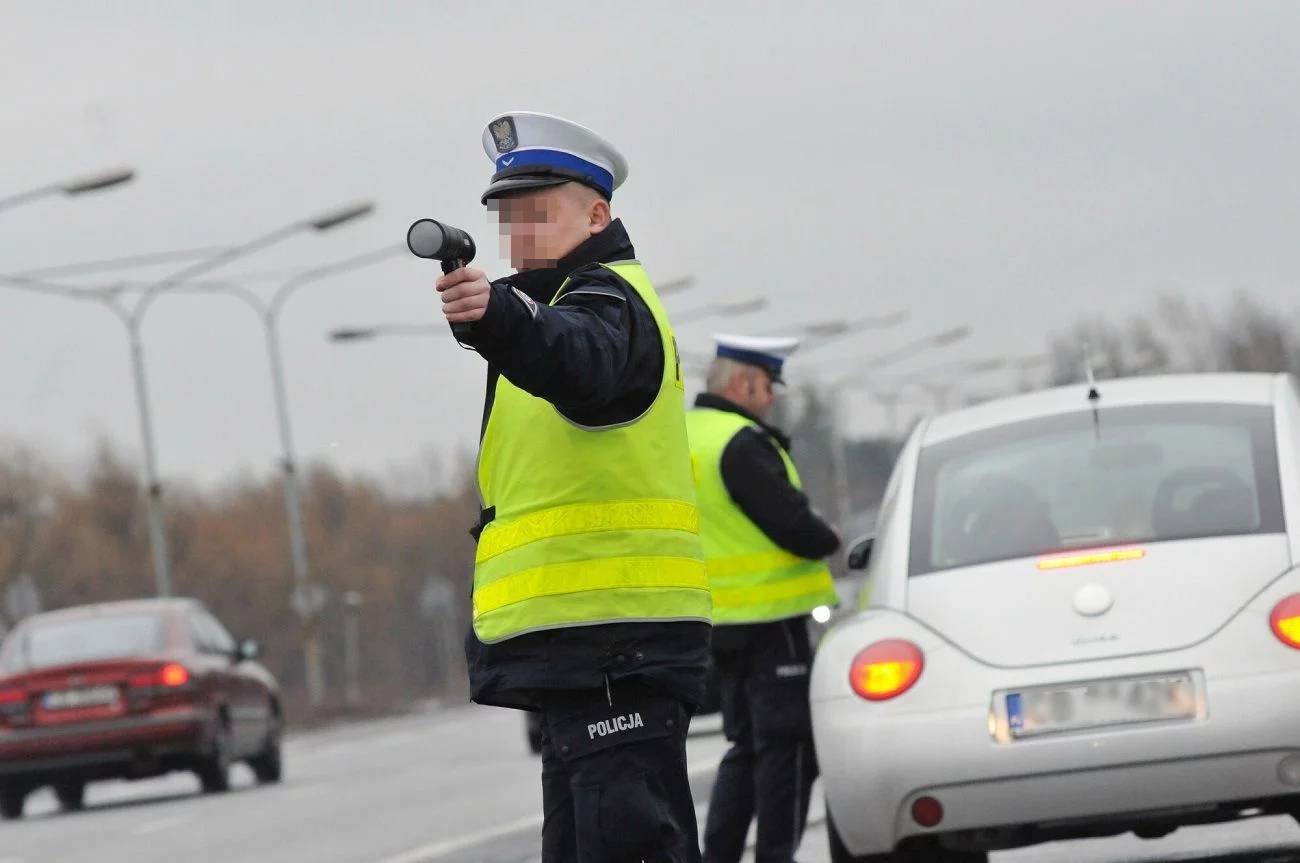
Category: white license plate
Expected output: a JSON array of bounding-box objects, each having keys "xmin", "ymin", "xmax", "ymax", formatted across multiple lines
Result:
[
  {"xmin": 42, "ymin": 685, "xmax": 120, "ymax": 711},
  {"xmin": 1007, "ymin": 672, "xmax": 1197, "ymax": 738}
]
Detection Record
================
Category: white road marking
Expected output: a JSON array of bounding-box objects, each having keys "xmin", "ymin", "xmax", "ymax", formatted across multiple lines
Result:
[
  {"xmin": 132, "ymin": 815, "xmax": 191, "ymax": 835},
  {"xmin": 375, "ymin": 759, "xmax": 722, "ymax": 862},
  {"xmin": 372, "ymin": 812, "xmax": 544, "ymax": 863}
]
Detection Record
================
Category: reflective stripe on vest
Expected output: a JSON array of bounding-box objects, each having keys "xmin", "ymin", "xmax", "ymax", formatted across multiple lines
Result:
[
  {"xmin": 686, "ymin": 407, "xmax": 838, "ymax": 625},
  {"xmin": 473, "ymin": 261, "xmax": 710, "ymax": 643}
]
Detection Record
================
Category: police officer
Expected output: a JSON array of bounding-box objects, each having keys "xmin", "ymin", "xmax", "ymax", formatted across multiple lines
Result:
[
  {"xmin": 436, "ymin": 111, "xmax": 712, "ymax": 863},
  {"xmin": 688, "ymin": 336, "xmax": 841, "ymax": 863}
]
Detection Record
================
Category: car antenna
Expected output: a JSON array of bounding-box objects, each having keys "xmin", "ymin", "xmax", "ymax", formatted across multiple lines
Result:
[{"xmin": 1082, "ymin": 341, "xmax": 1102, "ymax": 439}]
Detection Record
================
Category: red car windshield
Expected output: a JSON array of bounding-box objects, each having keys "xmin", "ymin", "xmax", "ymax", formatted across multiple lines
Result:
[{"xmin": 4, "ymin": 614, "xmax": 165, "ymax": 672}]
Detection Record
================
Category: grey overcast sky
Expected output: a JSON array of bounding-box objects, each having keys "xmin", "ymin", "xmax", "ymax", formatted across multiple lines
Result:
[{"xmin": 3, "ymin": 1, "xmax": 1299, "ymax": 488}]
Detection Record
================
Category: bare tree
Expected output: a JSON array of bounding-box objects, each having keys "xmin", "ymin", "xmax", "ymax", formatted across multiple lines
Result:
[
  {"xmin": 1042, "ymin": 292, "xmax": 1299, "ymax": 386},
  {"xmin": 0, "ymin": 445, "xmax": 53, "ymax": 612}
]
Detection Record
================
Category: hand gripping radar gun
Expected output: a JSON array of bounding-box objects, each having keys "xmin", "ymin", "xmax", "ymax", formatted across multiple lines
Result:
[{"xmin": 407, "ymin": 219, "xmax": 477, "ymax": 341}]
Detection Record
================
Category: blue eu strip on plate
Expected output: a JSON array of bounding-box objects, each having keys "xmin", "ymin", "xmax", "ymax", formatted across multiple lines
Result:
[{"xmin": 1007, "ymin": 693, "xmax": 1024, "ymax": 732}]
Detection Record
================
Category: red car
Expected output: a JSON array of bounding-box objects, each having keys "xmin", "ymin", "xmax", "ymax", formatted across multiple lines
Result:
[{"xmin": 0, "ymin": 598, "xmax": 283, "ymax": 819}]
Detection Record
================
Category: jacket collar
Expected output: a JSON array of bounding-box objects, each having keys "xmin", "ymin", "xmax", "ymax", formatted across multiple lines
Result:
[
  {"xmin": 507, "ymin": 218, "xmax": 635, "ymax": 303},
  {"xmin": 693, "ymin": 393, "xmax": 793, "ymax": 452}
]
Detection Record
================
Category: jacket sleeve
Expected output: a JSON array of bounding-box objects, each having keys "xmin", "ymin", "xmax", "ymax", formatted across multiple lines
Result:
[
  {"xmin": 462, "ymin": 270, "xmax": 635, "ymax": 418},
  {"xmin": 719, "ymin": 428, "xmax": 841, "ymax": 560}
]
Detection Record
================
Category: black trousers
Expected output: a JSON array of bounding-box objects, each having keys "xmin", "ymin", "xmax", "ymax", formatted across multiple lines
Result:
[
  {"xmin": 539, "ymin": 681, "xmax": 702, "ymax": 863},
  {"xmin": 702, "ymin": 618, "xmax": 819, "ymax": 863}
]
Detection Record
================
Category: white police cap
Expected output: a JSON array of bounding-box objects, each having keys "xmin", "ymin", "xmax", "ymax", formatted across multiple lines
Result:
[
  {"xmin": 713, "ymin": 334, "xmax": 801, "ymax": 382},
  {"xmin": 481, "ymin": 111, "xmax": 630, "ymax": 204}
]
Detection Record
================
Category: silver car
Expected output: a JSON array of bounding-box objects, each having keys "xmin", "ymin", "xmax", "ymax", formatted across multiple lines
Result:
[{"xmin": 811, "ymin": 373, "xmax": 1300, "ymax": 862}]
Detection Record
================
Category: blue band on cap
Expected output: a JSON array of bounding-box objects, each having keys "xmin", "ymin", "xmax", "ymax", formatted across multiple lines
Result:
[
  {"xmin": 717, "ymin": 345, "xmax": 785, "ymax": 376},
  {"xmin": 495, "ymin": 149, "xmax": 614, "ymax": 196}
]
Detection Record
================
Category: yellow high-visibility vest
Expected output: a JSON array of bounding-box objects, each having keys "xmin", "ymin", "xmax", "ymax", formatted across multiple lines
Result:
[
  {"xmin": 473, "ymin": 261, "xmax": 711, "ymax": 643},
  {"xmin": 686, "ymin": 407, "xmax": 837, "ymax": 625}
]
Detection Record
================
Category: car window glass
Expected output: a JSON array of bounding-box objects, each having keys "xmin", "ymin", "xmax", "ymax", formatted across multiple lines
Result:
[
  {"xmin": 910, "ymin": 404, "xmax": 1284, "ymax": 575},
  {"xmin": 14, "ymin": 613, "xmax": 164, "ymax": 670},
  {"xmin": 200, "ymin": 612, "xmax": 236, "ymax": 654},
  {"xmin": 187, "ymin": 612, "xmax": 218, "ymax": 654}
]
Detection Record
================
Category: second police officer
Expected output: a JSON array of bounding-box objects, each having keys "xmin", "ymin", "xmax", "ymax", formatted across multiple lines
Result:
[
  {"xmin": 688, "ymin": 336, "xmax": 842, "ymax": 863},
  {"xmin": 436, "ymin": 111, "xmax": 712, "ymax": 862}
]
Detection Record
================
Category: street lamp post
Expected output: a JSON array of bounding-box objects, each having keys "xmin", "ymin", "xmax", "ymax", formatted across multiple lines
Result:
[
  {"xmin": 327, "ymin": 292, "xmax": 757, "ymax": 345},
  {"xmin": 326, "ymin": 273, "xmax": 700, "ymax": 345},
  {"xmin": 656, "ymin": 276, "xmax": 694, "ymax": 296},
  {"xmin": 328, "ymin": 323, "xmax": 445, "ymax": 342},
  {"xmin": 792, "ymin": 311, "xmax": 910, "ymax": 349},
  {"xmin": 342, "ymin": 590, "xmax": 364, "ymax": 708},
  {"xmin": 0, "ymin": 167, "xmax": 135, "ymax": 214},
  {"xmin": 0, "ymin": 277, "xmax": 179, "ymax": 599},
  {"xmin": 187, "ymin": 244, "xmax": 402, "ymax": 708},
  {"xmin": 0, "ymin": 201, "xmax": 374, "ymax": 602},
  {"xmin": 874, "ymin": 353, "xmax": 1053, "ymax": 415},
  {"xmin": 13, "ymin": 247, "xmax": 229, "ymax": 280},
  {"xmin": 678, "ymin": 310, "xmax": 910, "ymax": 376}
]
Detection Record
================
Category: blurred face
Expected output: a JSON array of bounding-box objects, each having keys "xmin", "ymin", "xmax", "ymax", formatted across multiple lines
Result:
[
  {"xmin": 726, "ymin": 367, "xmax": 778, "ymax": 420},
  {"xmin": 489, "ymin": 183, "xmax": 610, "ymax": 271}
]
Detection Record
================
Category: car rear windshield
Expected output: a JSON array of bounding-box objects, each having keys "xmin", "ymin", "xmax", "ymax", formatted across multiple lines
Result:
[
  {"xmin": 910, "ymin": 403, "xmax": 1285, "ymax": 575},
  {"xmin": 5, "ymin": 613, "xmax": 165, "ymax": 671}
]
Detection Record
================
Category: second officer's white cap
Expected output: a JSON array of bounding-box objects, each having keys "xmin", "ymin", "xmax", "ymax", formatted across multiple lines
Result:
[{"xmin": 712, "ymin": 334, "xmax": 801, "ymax": 383}]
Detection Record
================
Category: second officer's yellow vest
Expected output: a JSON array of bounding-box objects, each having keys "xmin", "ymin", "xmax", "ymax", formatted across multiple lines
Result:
[
  {"xmin": 473, "ymin": 261, "xmax": 711, "ymax": 643},
  {"xmin": 687, "ymin": 408, "xmax": 837, "ymax": 625}
]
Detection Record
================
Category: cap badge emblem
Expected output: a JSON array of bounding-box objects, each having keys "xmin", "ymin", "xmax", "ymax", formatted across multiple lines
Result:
[{"xmin": 490, "ymin": 117, "xmax": 518, "ymax": 153}]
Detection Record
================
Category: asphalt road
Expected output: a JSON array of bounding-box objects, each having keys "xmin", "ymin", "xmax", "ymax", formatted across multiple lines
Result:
[
  {"xmin": 1, "ymin": 703, "xmax": 1298, "ymax": 862},
  {"xmin": 790, "ymin": 797, "xmax": 1300, "ymax": 863}
]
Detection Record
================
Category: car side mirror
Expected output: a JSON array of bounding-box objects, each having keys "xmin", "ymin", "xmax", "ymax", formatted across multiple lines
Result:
[
  {"xmin": 846, "ymin": 536, "xmax": 875, "ymax": 571},
  {"xmin": 237, "ymin": 638, "xmax": 262, "ymax": 662}
]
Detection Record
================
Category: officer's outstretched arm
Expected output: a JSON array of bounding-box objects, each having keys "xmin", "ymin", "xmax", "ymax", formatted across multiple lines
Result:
[{"xmin": 461, "ymin": 279, "xmax": 635, "ymax": 416}]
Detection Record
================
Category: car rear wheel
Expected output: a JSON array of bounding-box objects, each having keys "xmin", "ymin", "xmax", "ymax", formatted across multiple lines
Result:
[
  {"xmin": 248, "ymin": 713, "xmax": 283, "ymax": 785},
  {"xmin": 54, "ymin": 781, "xmax": 86, "ymax": 812},
  {"xmin": 196, "ymin": 717, "xmax": 233, "ymax": 794},
  {"xmin": 0, "ymin": 786, "xmax": 27, "ymax": 821}
]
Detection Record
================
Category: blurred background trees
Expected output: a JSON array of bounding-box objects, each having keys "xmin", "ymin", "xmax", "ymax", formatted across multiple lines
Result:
[{"xmin": 0, "ymin": 441, "xmax": 478, "ymax": 722}]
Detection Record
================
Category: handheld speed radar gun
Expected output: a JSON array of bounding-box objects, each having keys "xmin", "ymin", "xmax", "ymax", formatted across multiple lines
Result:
[{"xmin": 407, "ymin": 218, "xmax": 477, "ymax": 340}]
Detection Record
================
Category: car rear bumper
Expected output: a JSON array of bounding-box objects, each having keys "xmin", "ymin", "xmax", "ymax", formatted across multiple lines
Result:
[
  {"xmin": 816, "ymin": 605, "xmax": 1300, "ymax": 857},
  {"xmin": 0, "ymin": 709, "xmax": 206, "ymax": 782},
  {"xmin": 814, "ymin": 645, "xmax": 1300, "ymax": 855}
]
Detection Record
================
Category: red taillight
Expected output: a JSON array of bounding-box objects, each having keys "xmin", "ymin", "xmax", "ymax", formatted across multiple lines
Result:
[
  {"xmin": 849, "ymin": 639, "xmax": 924, "ymax": 701},
  {"xmin": 911, "ymin": 796, "xmax": 944, "ymax": 828},
  {"xmin": 159, "ymin": 663, "xmax": 190, "ymax": 687},
  {"xmin": 129, "ymin": 663, "xmax": 191, "ymax": 689},
  {"xmin": 0, "ymin": 688, "xmax": 29, "ymax": 719},
  {"xmin": 1270, "ymin": 594, "xmax": 1300, "ymax": 649}
]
